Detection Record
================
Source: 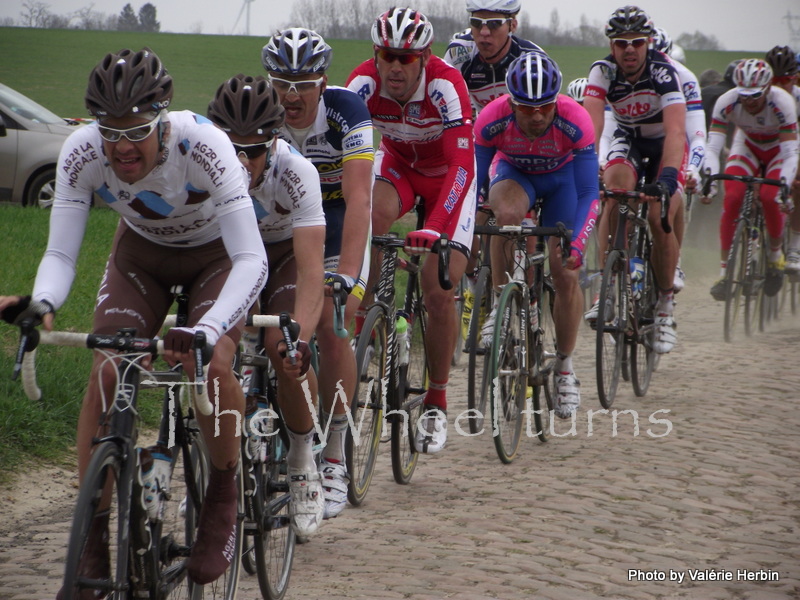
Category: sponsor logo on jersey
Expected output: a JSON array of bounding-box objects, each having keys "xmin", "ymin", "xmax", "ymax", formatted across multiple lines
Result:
[{"xmin": 457, "ymin": 137, "xmax": 469, "ymax": 149}]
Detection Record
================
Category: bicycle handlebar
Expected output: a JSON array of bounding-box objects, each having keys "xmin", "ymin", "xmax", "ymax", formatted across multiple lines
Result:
[
  {"xmin": 602, "ymin": 186, "xmax": 672, "ymax": 234},
  {"xmin": 702, "ymin": 172, "xmax": 789, "ymax": 203},
  {"xmin": 371, "ymin": 232, "xmax": 453, "ymax": 290}
]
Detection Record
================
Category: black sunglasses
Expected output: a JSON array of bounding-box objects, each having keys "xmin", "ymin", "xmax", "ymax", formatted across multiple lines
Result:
[{"xmin": 233, "ymin": 141, "xmax": 272, "ymax": 160}]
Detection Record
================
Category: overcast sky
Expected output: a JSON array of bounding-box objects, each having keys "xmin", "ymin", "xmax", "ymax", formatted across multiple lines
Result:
[{"xmin": 2, "ymin": 0, "xmax": 799, "ymax": 52}]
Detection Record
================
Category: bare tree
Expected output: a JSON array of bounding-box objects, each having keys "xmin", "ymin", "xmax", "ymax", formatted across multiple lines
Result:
[
  {"xmin": 0, "ymin": 16, "xmax": 15, "ymax": 26},
  {"xmin": 19, "ymin": 0, "xmax": 53, "ymax": 27}
]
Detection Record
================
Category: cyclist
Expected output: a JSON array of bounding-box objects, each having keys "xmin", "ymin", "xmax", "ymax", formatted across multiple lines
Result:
[
  {"xmin": 583, "ymin": 5, "xmax": 686, "ymax": 355},
  {"xmin": 262, "ymin": 27, "xmax": 374, "ymax": 519},
  {"xmin": 346, "ymin": 7, "xmax": 476, "ymax": 453},
  {"xmin": 702, "ymin": 60, "xmax": 740, "ymax": 131},
  {"xmin": 474, "ymin": 51, "xmax": 599, "ymax": 419},
  {"xmin": 702, "ymin": 59, "xmax": 799, "ymax": 299},
  {"xmin": 0, "ymin": 48, "xmax": 268, "ymax": 588},
  {"xmin": 764, "ymin": 46, "xmax": 800, "ymax": 274},
  {"xmin": 207, "ymin": 74, "xmax": 327, "ymax": 537},
  {"xmin": 443, "ymin": 0, "xmax": 545, "ymax": 117}
]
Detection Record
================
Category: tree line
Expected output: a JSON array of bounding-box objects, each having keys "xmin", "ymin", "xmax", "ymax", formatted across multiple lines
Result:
[{"xmin": 1, "ymin": 0, "xmax": 721, "ymax": 50}]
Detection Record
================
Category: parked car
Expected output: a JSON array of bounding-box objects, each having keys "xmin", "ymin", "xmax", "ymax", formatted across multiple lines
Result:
[{"xmin": 0, "ymin": 83, "xmax": 87, "ymax": 208}]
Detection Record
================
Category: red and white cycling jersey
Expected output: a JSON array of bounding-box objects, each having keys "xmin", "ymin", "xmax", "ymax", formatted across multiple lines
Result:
[
  {"xmin": 346, "ymin": 55, "xmax": 476, "ymax": 235},
  {"xmin": 706, "ymin": 86, "xmax": 799, "ymax": 183}
]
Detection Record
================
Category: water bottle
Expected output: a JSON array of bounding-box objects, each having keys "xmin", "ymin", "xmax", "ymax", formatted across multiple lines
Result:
[
  {"xmin": 396, "ymin": 315, "xmax": 410, "ymax": 366},
  {"xmin": 630, "ymin": 257, "xmax": 645, "ymax": 299},
  {"xmin": 245, "ymin": 394, "xmax": 269, "ymax": 463},
  {"xmin": 139, "ymin": 445, "xmax": 172, "ymax": 522}
]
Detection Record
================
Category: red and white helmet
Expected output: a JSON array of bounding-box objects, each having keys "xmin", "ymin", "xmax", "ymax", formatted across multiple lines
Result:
[
  {"xmin": 371, "ymin": 7, "xmax": 434, "ymax": 51},
  {"xmin": 733, "ymin": 59, "xmax": 773, "ymax": 96},
  {"xmin": 465, "ymin": 0, "xmax": 521, "ymax": 14}
]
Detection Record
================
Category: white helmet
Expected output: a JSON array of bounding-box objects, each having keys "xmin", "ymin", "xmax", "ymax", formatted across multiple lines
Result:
[
  {"xmin": 466, "ymin": 0, "xmax": 521, "ymax": 14},
  {"xmin": 733, "ymin": 59, "xmax": 773, "ymax": 96},
  {"xmin": 566, "ymin": 77, "xmax": 588, "ymax": 103},
  {"xmin": 670, "ymin": 43, "xmax": 686, "ymax": 64},
  {"xmin": 371, "ymin": 7, "xmax": 434, "ymax": 51}
]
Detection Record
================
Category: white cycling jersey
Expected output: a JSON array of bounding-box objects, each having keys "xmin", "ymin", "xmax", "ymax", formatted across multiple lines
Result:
[
  {"xmin": 33, "ymin": 110, "xmax": 267, "ymax": 335},
  {"xmin": 249, "ymin": 138, "xmax": 326, "ymax": 244}
]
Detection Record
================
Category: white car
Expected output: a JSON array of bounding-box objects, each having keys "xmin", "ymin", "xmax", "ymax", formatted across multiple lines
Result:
[{"xmin": 0, "ymin": 83, "xmax": 86, "ymax": 208}]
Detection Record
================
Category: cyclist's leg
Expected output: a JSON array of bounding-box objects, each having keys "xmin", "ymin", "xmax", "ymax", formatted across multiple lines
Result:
[
  {"xmin": 761, "ymin": 150, "xmax": 789, "ymax": 294},
  {"xmin": 259, "ymin": 245, "xmax": 325, "ymax": 539}
]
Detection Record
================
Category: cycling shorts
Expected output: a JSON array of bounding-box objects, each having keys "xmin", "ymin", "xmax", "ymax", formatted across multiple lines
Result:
[
  {"xmin": 492, "ymin": 159, "xmax": 582, "ymax": 231},
  {"xmin": 323, "ymin": 200, "xmax": 371, "ymax": 301},
  {"xmin": 606, "ymin": 130, "xmax": 688, "ymax": 190},
  {"xmin": 93, "ymin": 221, "xmax": 244, "ymax": 343},
  {"xmin": 375, "ymin": 150, "xmax": 476, "ymax": 258}
]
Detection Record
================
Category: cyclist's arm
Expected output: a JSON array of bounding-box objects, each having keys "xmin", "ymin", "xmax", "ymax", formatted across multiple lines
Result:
[
  {"xmin": 474, "ymin": 142, "xmax": 496, "ymax": 197},
  {"xmin": 338, "ymin": 157, "xmax": 373, "ymax": 282},
  {"xmin": 583, "ymin": 95, "xmax": 607, "ymax": 150},
  {"xmin": 200, "ymin": 204, "xmax": 268, "ymax": 340},
  {"xmin": 425, "ymin": 120, "xmax": 476, "ymax": 234},
  {"xmin": 569, "ymin": 148, "xmax": 601, "ymax": 266},
  {"xmin": 31, "ymin": 196, "xmax": 91, "ymax": 311},
  {"xmin": 292, "ymin": 225, "xmax": 326, "ymax": 342},
  {"xmin": 777, "ymin": 129, "xmax": 800, "ymax": 185},
  {"xmin": 599, "ymin": 106, "xmax": 615, "ymax": 167},
  {"xmin": 660, "ymin": 102, "xmax": 687, "ymax": 195},
  {"xmin": 686, "ymin": 102, "xmax": 707, "ymax": 180}
]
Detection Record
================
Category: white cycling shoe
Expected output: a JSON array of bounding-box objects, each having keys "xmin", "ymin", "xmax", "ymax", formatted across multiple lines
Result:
[{"xmin": 414, "ymin": 406, "xmax": 447, "ymax": 454}]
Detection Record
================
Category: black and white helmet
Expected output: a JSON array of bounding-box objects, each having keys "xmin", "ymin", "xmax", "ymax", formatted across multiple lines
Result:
[
  {"xmin": 605, "ymin": 5, "xmax": 653, "ymax": 38},
  {"xmin": 371, "ymin": 7, "xmax": 434, "ymax": 51},
  {"xmin": 566, "ymin": 77, "xmax": 588, "ymax": 103},
  {"xmin": 650, "ymin": 27, "xmax": 672, "ymax": 55},
  {"xmin": 465, "ymin": 0, "xmax": 521, "ymax": 14},
  {"xmin": 262, "ymin": 28, "xmax": 332, "ymax": 75}
]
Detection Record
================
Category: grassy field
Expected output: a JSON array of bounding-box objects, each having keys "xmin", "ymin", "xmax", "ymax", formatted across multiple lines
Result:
[{"xmin": 0, "ymin": 27, "xmax": 752, "ymax": 119}]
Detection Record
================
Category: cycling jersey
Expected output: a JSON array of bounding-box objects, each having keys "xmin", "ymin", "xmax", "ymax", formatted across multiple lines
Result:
[
  {"xmin": 474, "ymin": 94, "xmax": 600, "ymax": 255},
  {"xmin": 706, "ymin": 86, "xmax": 799, "ymax": 184},
  {"xmin": 443, "ymin": 33, "xmax": 545, "ymax": 115},
  {"xmin": 35, "ymin": 110, "xmax": 268, "ymax": 337},
  {"xmin": 278, "ymin": 86, "xmax": 374, "ymax": 208},
  {"xmin": 586, "ymin": 49, "xmax": 686, "ymax": 140},
  {"xmin": 249, "ymin": 138, "xmax": 326, "ymax": 244},
  {"xmin": 598, "ymin": 52, "xmax": 705, "ymax": 174},
  {"xmin": 346, "ymin": 55, "xmax": 476, "ymax": 236}
]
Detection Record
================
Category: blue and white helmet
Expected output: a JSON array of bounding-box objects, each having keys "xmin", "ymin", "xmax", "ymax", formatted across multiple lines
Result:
[
  {"xmin": 650, "ymin": 27, "xmax": 672, "ymax": 55},
  {"xmin": 506, "ymin": 51, "xmax": 562, "ymax": 105},
  {"xmin": 262, "ymin": 28, "xmax": 332, "ymax": 75},
  {"xmin": 465, "ymin": 0, "xmax": 521, "ymax": 14}
]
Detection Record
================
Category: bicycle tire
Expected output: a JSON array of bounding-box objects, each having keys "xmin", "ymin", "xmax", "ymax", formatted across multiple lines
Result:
[
  {"xmin": 537, "ymin": 276, "xmax": 557, "ymax": 416},
  {"xmin": 451, "ymin": 274, "xmax": 468, "ymax": 366},
  {"xmin": 61, "ymin": 441, "xmax": 128, "ymax": 600},
  {"xmin": 392, "ymin": 288, "xmax": 427, "ymax": 484},
  {"xmin": 346, "ymin": 305, "xmax": 387, "ymax": 506},
  {"xmin": 251, "ymin": 423, "xmax": 296, "ymax": 600},
  {"xmin": 630, "ymin": 253, "xmax": 656, "ymax": 397},
  {"xmin": 723, "ymin": 218, "xmax": 747, "ymax": 342},
  {"xmin": 488, "ymin": 282, "xmax": 526, "ymax": 463},
  {"xmin": 466, "ymin": 265, "xmax": 492, "ymax": 434},
  {"xmin": 745, "ymin": 220, "xmax": 766, "ymax": 336},
  {"xmin": 595, "ymin": 250, "xmax": 626, "ymax": 409}
]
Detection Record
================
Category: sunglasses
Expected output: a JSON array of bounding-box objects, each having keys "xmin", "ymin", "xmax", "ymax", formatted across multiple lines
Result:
[
  {"xmin": 233, "ymin": 138, "xmax": 274, "ymax": 160},
  {"xmin": 270, "ymin": 76, "xmax": 324, "ymax": 96},
  {"xmin": 375, "ymin": 48, "xmax": 424, "ymax": 65},
  {"xmin": 739, "ymin": 90, "xmax": 765, "ymax": 101},
  {"xmin": 97, "ymin": 116, "xmax": 160, "ymax": 143},
  {"xmin": 611, "ymin": 37, "xmax": 649, "ymax": 50},
  {"xmin": 469, "ymin": 17, "xmax": 511, "ymax": 31},
  {"xmin": 512, "ymin": 100, "xmax": 557, "ymax": 116}
]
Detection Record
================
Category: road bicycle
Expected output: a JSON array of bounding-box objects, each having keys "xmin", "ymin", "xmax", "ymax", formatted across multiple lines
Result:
[
  {"xmin": 479, "ymin": 221, "xmax": 570, "ymax": 463},
  {"xmin": 235, "ymin": 312, "xmax": 305, "ymax": 600},
  {"xmin": 350, "ymin": 217, "xmax": 452, "ymax": 489},
  {"xmin": 702, "ymin": 173, "xmax": 789, "ymax": 342},
  {"xmin": 11, "ymin": 296, "xmax": 241, "ymax": 600},
  {"xmin": 591, "ymin": 186, "xmax": 670, "ymax": 408}
]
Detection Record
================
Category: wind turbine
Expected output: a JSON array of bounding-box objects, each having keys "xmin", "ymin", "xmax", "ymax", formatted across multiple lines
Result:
[{"xmin": 233, "ymin": 0, "xmax": 255, "ymax": 36}]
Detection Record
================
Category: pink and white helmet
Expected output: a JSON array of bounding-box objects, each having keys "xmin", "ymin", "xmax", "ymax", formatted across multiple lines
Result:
[
  {"xmin": 371, "ymin": 7, "xmax": 434, "ymax": 51},
  {"xmin": 733, "ymin": 59, "xmax": 773, "ymax": 96}
]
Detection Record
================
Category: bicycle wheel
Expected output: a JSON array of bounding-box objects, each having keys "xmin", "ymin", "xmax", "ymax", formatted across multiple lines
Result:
[
  {"xmin": 251, "ymin": 424, "xmax": 296, "ymax": 600},
  {"xmin": 451, "ymin": 274, "xmax": 467, "ymax": 366},
  {"xmin": 723, "ymin": 219, "xmax": 748, "ymax": 342},
  {"xmin": 595, "ymin": 250, "xmax": 626, "ymax": 409},
  {"xmin": 466, "ymin": 264, "xmax": 492, "ymax": 434},
  {"xmin": 61, "ymin": 441, "xmax": 129, "ymax": 600},
  {"xmin": 346, "ymin": 305, "xmax": 387, "ymax": 506},
  {"xmin": 488, "ymin": 282, "xmax": 526, "ymax": 463},
  {"xmin": 745, "ymin": 223, "xmax": 766, "ymax": 336},
  {"xmin": 630, "ymin": 254, "xmax": 656, "ymax": 397},
  {"xmin": 392, "ymin": 289, "xmax": 427, "ymax": 484}
]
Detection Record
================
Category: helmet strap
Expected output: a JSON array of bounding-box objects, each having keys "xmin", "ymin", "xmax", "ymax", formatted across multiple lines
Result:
[{"xmin": 482, "ymin": 36, "xmax": 511, "ymax": 63}]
